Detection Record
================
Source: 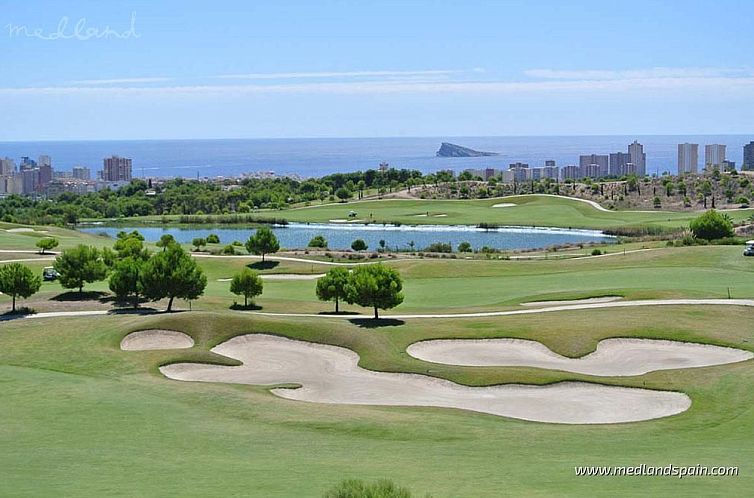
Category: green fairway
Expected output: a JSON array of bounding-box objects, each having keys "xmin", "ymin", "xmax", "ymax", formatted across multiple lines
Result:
[
  {"xmin": 278, "ymin": 195, "xmax": 754, "ymax": 230},
  {"xmin": 1, "ymin": 307, "xmax": 753, "ymax": 497}
]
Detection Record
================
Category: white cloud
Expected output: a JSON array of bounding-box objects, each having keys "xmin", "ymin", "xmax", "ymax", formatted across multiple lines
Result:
[
  {"xmin": 213, "ymin": 69, "xmax": 467, "ymax": 80},
  {"xmin": 524, "ymin": 67, "xmax": 752, "ymax": 80},
  {"xmin": 69, "ymin": 77, "xmax": 172, "ymax": 85},
  {"xmin": 4, "ymin": 70, "xmax": 754, "ymax": 97}
]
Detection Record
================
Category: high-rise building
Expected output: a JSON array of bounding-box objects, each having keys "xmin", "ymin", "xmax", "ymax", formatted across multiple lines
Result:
[
  {"xmin": 72, "ymin": 166, "xmax": 91, "ymax": 180},
  {"xmin": 545, "ymin": 160, "xmax": 556, "ymax": 167},
  {"xmin": 609, "ymin": 152, "xmax": 631, "ymax": 176},
  {"xmin": 0, "ymin": 157, "xmax": 15, "ymax": 176},
  {"xmin": 508, "ymin": 162, "xmax": 529, "ymax": 182},
  {"xmin": 628, "ymin": 141, "xmax": 646, "ymax": 176},
  {"xmin": 579, "ymin": 154, "xmax": 609, "ymax": 178},
  {"xmin": 103, "ymin": 155, "xmax": 132, "ymax": 182},
  {"xmin": 19, "ymin": 156, "xmax": 37, "ymax": 171},
  {"xmin": 743, "ymin": 141, "xmax": 754, "ymax": 171},
  {"xmin": 560, "ymin": 165, "xmax": 580, "ymax": 180},
  {"xmin": 21, "ymin": 168, "xmax": 38, "ymax": 195},
  {"xmin": 704, "ymin": 144, "xmax": 726, "ymax": 171},
  {"xmin": 678, "ymin": 143, "xmax": 699, "ymax": 174},
  {"xmin": 36, "ymin": 156, "xmax": 52, "ymax": 190}
]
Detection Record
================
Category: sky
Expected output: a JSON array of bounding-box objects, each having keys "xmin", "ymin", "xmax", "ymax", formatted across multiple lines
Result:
[{"xmin": 1, "ymin": 0, "xmax": 754, "ymax": 141}]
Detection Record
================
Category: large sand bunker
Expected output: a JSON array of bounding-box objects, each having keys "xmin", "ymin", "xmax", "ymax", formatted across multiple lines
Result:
[
  {"xmin": 160, "ymin": 334, "xmax": 690, "ymax": 424},
  {"xmin": 407, "ymin": 338, "xmax": 753, "ymax": 376},
  {"xmin": 521, "ymin": 297, "xmax": 622, "ymax": 307},
  {"xmin": 121, "ymin": 329, "xmax": 194, "ymax": 351}
]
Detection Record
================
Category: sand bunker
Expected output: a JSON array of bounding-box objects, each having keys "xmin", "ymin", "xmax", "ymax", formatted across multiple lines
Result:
[
  {"xmin": 407, "ymin": 338, "xmax": 753, "ymax": 376},
  {"xmin": 521, "ymin": 297, "xmax": 623, "ymax": 307},
  {"xmin": 121, "ymin": 329, "xmax": 194, "ymax": 351},
  {"xmin": 160, "ymin": 334, "xmax": 690, "ymax": 424},
  {"xmin": 491, "ymin": 203, "xmax": 516, "ymax": 208}
]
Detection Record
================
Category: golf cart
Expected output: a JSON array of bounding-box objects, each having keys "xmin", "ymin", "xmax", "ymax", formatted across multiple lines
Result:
[
  {"xmin": 744, "ymin": 241, "xmax": 754, "ymax": 257},
  {"xmin": 43, "ymin": 266, "xmax": 59, "ymax": 281}
]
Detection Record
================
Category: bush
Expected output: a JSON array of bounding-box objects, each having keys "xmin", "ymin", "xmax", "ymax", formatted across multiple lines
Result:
[
  {"xmin": 308, "ymin": 235, "xmax": 328, "ymax": 248},
  {"xmin": 689, "ymin": 209, "xmax": 734, "ymax": 240},
  {"xmin": 424, "ymin": 242, "xmax": 452, "ymax": 253},
  {"xmin": 222, "ymin": 244, "xmax": 236, "ymax": 255},
  {"xmin": 351, "ymin": 239, "xmax": 368, "ymax": 251},
  {"xmin": 591, "ymin": 248, "xmax": 602, "ymax": 256},
  {"xmin": 206, "ymin": 234, "xmax": 220, "ymax": 244},
  {"xmin": 457, "ymin": 241, "xmax": 473, "ymax": 253},
  {"xmin": 323, "ymin": 479, "xmax": 422, "ymax": 498}
]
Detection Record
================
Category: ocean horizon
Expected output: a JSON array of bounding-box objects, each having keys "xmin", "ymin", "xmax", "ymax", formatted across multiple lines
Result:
[{"xmin": 1, "ymin": 134, "xmax": 752, "ymax": 179}]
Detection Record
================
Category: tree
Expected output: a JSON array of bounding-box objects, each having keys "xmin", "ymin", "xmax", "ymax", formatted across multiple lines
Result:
[
  {"xmin": 0, "ymin": 263, "xmax": 41, "ymax": 312},
  {"xmin": 113, "ymin": 232, "xmax": 150, "ymax": 261},
  {"xmin": 108, "ymin": 257, "xmax": 144, "ymax": 308},
  {"xmin": 35, "ymin": 237, "xmax": 59, "ymax": 255},
  {"xmin": 54, "ymin": 245, "xmax": 108, "ymax": 293},
  {"xmin": 156, "ymin": 234, "xmax": 176, "ymax": 251},
  {"xmin": 229, "ymin": 268, "xmax": 263, "ymax": 307},
  {"xmin": 335, "ymin": 187, "xmax": 352, "ymax": 201},
  {"xmin": 315, "ymin": 267, "xmax": 350, "ymax": 313},
  {"xmin": 141, "ymin": 244, "xmax": 207, "ymax": 312},
  {"xmin": 308, "ymin": 235, "xmax": 328, "ymax": 248},
  {"xmin": 458, "ymin": 241, "xmax": 473, "ymax": 253},
  {"xmin": 346, "ymin": 264, "xmax": 403, "ymax": 319},
  {"xmin": 245, "ymin": 227, "xmax": 280, "ymax": 262},
  {"xmin": 192, "ymin": 237, "xmax": 207, "ymax": 251},
  {"xmin": 351, "ymin": 239, "xmax": 368, "ymax": 252},
  {"xmin": 689, "ymin": 209, "xmax": 734, "ymax": 240},
  {"xmin": 206, "ymin": 233, "xmax": 220, "ymax": 244}
]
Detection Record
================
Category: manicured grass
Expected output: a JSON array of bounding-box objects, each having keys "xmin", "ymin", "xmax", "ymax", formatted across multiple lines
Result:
[
  {"xmin": 4, "ymin": 243, "xmax": 754, "ymax": 316},
  {"xmin": 278, "ymin": 195, "xmax": 754, "ymax": 230},
  {"xmin": 1, "ymin": 307, "xmax": 753, "ymax": 496}
]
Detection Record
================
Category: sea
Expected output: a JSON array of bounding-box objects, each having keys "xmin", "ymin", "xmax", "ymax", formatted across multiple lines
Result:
[{"xmin": 0, "ymin": 135, "xmax": 751, "ymax": 179}]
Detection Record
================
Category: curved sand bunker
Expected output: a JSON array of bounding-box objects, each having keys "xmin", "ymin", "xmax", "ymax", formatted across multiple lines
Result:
[
  {"xmin": 121, "ymin": 329, "xmax": 194, "ymax": 351},
  {"xmin": 521, "ymin": 297, "xmax": 623, "ymax": 307},
  {"xmin": 160, "ymin": 334, "xmax": 690, "ymax": 424},
  {"xmin": 407, "ymin": 338, "xmax": 753, "ymax": 376},
  {"xmin": 491, "ymin": 203, "xmax": 516, "ymax": 208}
]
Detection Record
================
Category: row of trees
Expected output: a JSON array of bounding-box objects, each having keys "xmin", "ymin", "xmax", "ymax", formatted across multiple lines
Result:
[
  {"xmin": 225, "ymin": 263, "xmax": 405, "ymax": 318},
  {"xmin": 52, "ymin": 231, "xmax": 207, "ymax": 311},
  {"xmin": 316, "ymin": 264, "xmax": 403, "ymax": 319},
  {"xmin": 0, "ymin": 167, "xmax": 425, "ymax": 225}
]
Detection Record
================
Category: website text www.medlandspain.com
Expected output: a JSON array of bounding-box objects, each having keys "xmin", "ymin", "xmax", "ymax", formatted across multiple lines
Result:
[{"xmin": 575, "ymin": 464, "xmax": 739, "ymax": 478}]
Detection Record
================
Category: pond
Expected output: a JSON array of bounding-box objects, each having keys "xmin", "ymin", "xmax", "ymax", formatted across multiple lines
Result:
[{"xmin": 79, "ymin": 223, "xmax": 615, "ymax": 252}]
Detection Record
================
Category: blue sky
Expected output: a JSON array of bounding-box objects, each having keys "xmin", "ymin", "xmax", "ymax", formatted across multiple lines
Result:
[{"xmin": 1, "ymin": 0, "xmax": 754, "ymax": 140}]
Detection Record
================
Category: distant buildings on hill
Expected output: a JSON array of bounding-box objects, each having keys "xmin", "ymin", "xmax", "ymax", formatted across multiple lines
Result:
[
  {"xmin": 462, "ymin": 139, "xmax": 754, "ymax": 183},
  {"xmin": 463, "ymin": 140, "xmax": 647, "ymax": 182},
  {"xmin": 0, "ymin": 154, "xmax": 134, "ymax": 197}
]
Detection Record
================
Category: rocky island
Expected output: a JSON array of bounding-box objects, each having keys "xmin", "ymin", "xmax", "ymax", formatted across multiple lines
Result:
[{"xmin": 436, "ymin": 142, "xmax": 499, "ymax": 157}]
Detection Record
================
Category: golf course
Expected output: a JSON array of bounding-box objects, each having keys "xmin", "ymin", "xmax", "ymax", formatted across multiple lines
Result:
[{"xmin": 1, "ymin": 195, "xmax": 753, "ymax": 496}]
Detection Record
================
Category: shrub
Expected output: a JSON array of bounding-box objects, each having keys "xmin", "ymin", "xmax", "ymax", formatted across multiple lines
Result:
[
  {"xmin": 424, "ymin": 242, "xmax": 452, "ymax": 253},
  {"xmin": 206, "ymin": 234, "xmax": 220, "ymax": 244},
  {"xmin": 689, "ymin": 210, "xmax": 734, "ymax": 240},
  {"xmin": 351, "ymin": 239, "xmax": 368, "ymax": 251},
  {"xmin": 222, "ymin": 244, "xmax": 236, "ymax": 255},
  {"xmin": 591, "ymin": 248, "xmax": 602, "ymax": 256},
  {"xmin": 308, "ymin": 235, "xmax": 328, "ymax": 248},
  {"xmin": 323, "ymin": 479, "xmax": 422, "ymax": 498},
  {"xmin": 457, "ymin": 241, "xmax": 473, "ymax": 253}
]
